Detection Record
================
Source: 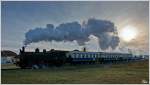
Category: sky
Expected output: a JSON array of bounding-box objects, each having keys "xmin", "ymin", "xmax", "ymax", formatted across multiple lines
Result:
[{"xmin": 1, "ymin": 1, "xmax": 149, "ymax": 54}]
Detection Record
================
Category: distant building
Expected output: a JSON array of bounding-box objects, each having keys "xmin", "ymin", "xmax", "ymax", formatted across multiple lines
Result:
[{"xmin": 1, "ymin": 50, "xmax": 17, "ymax": 64}]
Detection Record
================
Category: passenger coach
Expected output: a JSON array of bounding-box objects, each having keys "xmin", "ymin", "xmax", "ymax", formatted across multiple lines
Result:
[{"xmin": 66, "ymin": 50, "xmax": 133, "ymax": 64}]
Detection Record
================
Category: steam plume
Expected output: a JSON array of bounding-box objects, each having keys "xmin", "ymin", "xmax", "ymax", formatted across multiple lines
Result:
[{"xmin": 24, "ymin": 18, "xmax": 120, "ymax": 50}]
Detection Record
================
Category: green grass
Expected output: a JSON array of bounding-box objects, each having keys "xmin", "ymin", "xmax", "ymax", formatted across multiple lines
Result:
[{"xmin": 1, "ymin": 60, "xmax": 149, "ymax": 84}]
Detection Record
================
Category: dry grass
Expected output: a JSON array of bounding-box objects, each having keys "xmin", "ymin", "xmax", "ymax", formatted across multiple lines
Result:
[{"xmin": 1, "ymin": 64, "xmax": 19, "ymax": 69}]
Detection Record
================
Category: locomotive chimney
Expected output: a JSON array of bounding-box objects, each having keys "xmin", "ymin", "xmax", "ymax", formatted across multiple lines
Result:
[
  {"xmin": 43, "ymin": 49, "xmax": 46, "ymax": 53},
  {"xmin": 35, "ymin": 48, "xmax": 40, "ymax": 53},
  {"xmin": 22, "ymin": 46, "xmax": 25, "ymax": 52}
]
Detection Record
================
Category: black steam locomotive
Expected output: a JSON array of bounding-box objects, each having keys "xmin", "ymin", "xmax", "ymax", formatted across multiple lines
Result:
[{"xmin": 16, "ymin": 47, "xmax": 141, "ymax": 69}]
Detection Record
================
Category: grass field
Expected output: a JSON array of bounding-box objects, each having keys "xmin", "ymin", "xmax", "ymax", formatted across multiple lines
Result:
[{"xmin": 1, "ymin": 60, "xmax": 149, "ymax": 84}]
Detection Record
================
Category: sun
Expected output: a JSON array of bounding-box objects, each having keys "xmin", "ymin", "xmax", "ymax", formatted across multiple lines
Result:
[{"xmin": 119, "ymin": 25, "xmax": 137, "ymax": 42}]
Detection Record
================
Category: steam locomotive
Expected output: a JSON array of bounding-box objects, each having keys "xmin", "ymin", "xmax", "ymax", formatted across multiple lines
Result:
[{"xmin": 16, "ymin": 47, "xmax": 142, "ymax": 69}]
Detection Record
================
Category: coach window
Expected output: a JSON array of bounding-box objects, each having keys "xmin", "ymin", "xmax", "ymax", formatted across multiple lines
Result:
[
  {"xmin": 93, "ymin": 54, "xmax": 94, "ymax": 58},
  {"xmin": 92, "ymin": 54, "xmax": 94, "ymax": 58},
  {"xmin": 80, "ymin": 54, "xmax": 83, "ymax": 58},
  {"xmin": 81, "ymin": 54, "xmax": 83, "ymax": 58},
  {"xmin": 88, "ymin": 54, "xmax": 90, "ymax": 58},
  {"xmin": 89, "ymin": 54, "xmax": 92, "ymax": 58},
  {"xmin": 94, "ymin": 54, "xmax": 96, "ymax": 58},
  {"xmin": 76, "ymin": 53, "xmax": 79, "ymax": 58},
  {"xmin": 85, "ymin": 54, "xmax": 87, "ymax": 58},
  {"xmin": 79, "ymin": 53, "xmax": 81, "ymax": 58},
  {"xmin": 97, "ymin": 54, "xmax": 98, "ymax": 58},
  {"xmin": 78, "ymin": 53, "xmax": 80, "ymax": 58},
  {"xmin": 97, "ymin": 54, "xmax": 99, "ymax": 58},
  {"xmin": 90, "ymin": 54, "xmax": 92, "ymax": 58},
  {"xmin": 83, "ymin": 54, "xmax": 85, "ymax": 58},
  {"xmin": 95, "ymin": 54, "xmax": 97, "ymax": 58},
  {"xmin": 96, "ymin": 54, "xmax": 98, "ymax": 58},
  {"xmin": 82, "ymin": 54, "xmax": 84, "ymax": 58},
  {"xmin": 74, "ymin": 53, "xmax": 76, "ymax": 58},
  {"xmin": 86, "ymin": 54, "xmax": 88, "ymax": 58},
  {"xmin": 72, "ymin": 53, "xmax": 74, "ymax": 58},
  {"xmin": 84, "ymin": 54, "xmax": 86, "ymax": 58}
]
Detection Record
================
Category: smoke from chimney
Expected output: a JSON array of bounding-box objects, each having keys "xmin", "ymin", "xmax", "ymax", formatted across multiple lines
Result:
[{"xmin": 24, "ymin": 18, "xmax": 120, "ymax": 50}]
